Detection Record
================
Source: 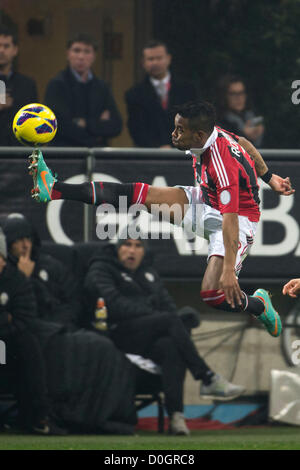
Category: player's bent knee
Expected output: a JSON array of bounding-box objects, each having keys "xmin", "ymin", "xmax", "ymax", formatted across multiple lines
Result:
[{"xmin": 200, "ymin": 289, "xmax": 226, "ymax": 308}]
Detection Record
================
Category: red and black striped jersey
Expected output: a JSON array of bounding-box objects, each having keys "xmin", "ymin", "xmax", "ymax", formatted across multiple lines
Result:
[{"xmin": 192, "ymin": 126, "xmax": 260, "ymax": 222}]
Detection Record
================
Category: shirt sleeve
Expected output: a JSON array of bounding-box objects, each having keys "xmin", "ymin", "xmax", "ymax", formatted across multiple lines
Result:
[{"xmin": 210, "ymin": 142, "xmax": 240, "ymax": 214}]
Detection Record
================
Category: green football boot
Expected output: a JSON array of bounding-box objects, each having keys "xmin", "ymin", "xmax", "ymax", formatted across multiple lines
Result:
[
  {"xmin": 28, "ymin": 149, "xmax": 56, "ymax": 203},
  {"xmin": 252, "ymin": 289, "xmax": 282, "ymax": 337}
]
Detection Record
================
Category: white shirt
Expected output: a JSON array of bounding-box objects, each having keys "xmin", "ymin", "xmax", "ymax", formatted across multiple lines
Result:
[{"xmin": 150, "ymin": 72, "xmax": 171, "ymax": 101}]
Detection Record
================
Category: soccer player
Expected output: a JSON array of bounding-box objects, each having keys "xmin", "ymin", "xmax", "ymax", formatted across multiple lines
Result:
[{"xmin": 28, "ymin": 101, "xmax": 294, "ymax": 338}]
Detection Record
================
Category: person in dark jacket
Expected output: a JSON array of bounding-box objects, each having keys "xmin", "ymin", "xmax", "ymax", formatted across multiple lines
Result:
[
  {"xmin": 83, "ymin": 226, "xmax": 245, "ymax": 435},
  {"xmin": 3, "ymin": 214, "xmax": 81, "ymax": 330},
  {"xmin": 2, "ymin": 215, "xmax": 138, "ymax": 434},
  {"xmin": 0, "ymin": 227, "xmax": 66, "ymax": 434},
  {"xmin": 0, "ymin": 25, "xmax": 38, "ymax": 146},
  {"xmin": 125, "ymin": 39, "xmax": 198, "ymax": 148},
  {"xmin": 45, "ymin": 33, "xmax": 122, "ymax": 147}
]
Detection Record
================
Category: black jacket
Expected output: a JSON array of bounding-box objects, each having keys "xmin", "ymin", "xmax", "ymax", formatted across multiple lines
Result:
[
  {"xmin": 6, "ymin": 251, "xmax": 81, "ymax": 331},
  {"xmin": 0, "ymin": 71, "xmax": 38, "ymax": 146},
  {"xmin": 45, "ymin": 67, "xmax": 122, "ymax": 147},
  {"xmin": 0, "ymin": 262, "xmax": 37, "ymax": 339},
  {"xmin": 0, "ymin": 261, "xmax": 136, "ymax": 433},
  {"xmin": 84, "ymin": 244, "xmax": 177, "ymax": 328},
  {"xmin": 125, "ymin": 75, "xmax": 197, "ymax": 147}
]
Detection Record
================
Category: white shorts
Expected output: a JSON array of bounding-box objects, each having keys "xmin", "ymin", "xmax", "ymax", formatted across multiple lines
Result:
[{"xmin": 178, "ymin": 185, "xmax": 258, "ymax": 276}]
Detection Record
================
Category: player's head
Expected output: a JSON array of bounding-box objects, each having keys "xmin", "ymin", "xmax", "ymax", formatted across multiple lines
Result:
[
  {"xmin": 67, "ymin": 33, "xmax": 98, "ymax": 75},
  {"xmin": 0, "ymin": 25, "xmax": 18, "ymax": 70},
  {"xmin": 142, "ymin": 39, "xmax": 171, "ymax": 80},
  {"xmin": 172, "ymin": 101, "xmax": 216, "ymax": 150}
]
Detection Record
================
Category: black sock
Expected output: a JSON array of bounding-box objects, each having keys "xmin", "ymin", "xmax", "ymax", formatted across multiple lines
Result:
[
  {"xmin": 201, "ymin": 370, "xmax": 215, "ymax": 386},
  {"xmin": 242, "ymin": 293, "xmax": 265, "ymax": 316},
  {"xmin": 206, "ymin": 293, "xmax": 265, "ymax": 318},
  {"xmin": 52, "ymin": 181, "xmax": 135, "ymax": 208}
]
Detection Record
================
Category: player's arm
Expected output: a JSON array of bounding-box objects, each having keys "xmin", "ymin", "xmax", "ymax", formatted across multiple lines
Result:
[
  {"xmin": 238, "ymin": 136, "xmax": 294, "ymax": 196},
  {"xmin": 282, "ymin": 279, "xmax": 300, "ymax": 298},
  {"xmin": 219, "ymin": 213, "xmax": 243, "ymax": 308}
]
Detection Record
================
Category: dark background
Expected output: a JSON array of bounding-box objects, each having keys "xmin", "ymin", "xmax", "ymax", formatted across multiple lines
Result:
[{"xmin": 153, "ymin": 0, "xmax": 300, "ymax": 148}]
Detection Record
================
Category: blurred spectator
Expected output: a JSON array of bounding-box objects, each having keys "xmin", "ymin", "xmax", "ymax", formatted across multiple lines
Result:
[
  {"xmin": 0, "ymin": 227, "xmax": 65, "ymax": 435},
  {"xmin": 216, "ymin": 75, "xmax": 265, "ymax": 147},
  {"xmin": 0, "ymin": 25, "xmax": 38, "ymax": 146},
  {"xmin": 45, "ymin": 33, "xmax": 122, "ymax": 147},
  {"xmin": 2, "ymin": 214, "xmax": 137, "ymax": 434},
  {"xmin": 83, "ymin": 226, "xmax": 245, "ymax": 435},
  {"xmin": 3, "ymin": 214, "xmax": 81, "ymax": 331},
  {"xmin": 125, "ymin": 39, "xmax": 197, "ymax": 148}
]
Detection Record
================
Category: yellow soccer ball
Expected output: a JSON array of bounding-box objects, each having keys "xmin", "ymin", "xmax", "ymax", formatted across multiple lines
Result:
[{"xmin": 12, "ymin": 103, "xmax": 57, "ymax": 146}]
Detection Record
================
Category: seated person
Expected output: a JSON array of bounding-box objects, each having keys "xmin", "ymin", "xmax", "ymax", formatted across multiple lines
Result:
[
  {"xmin": 83, "ymin": 225, "xmax": 245, "ymax": 435},
  {"xmin": 3, "ymin": 214, "xmax": 81, "ymax": 330},
  {"xmin": 0, "ymin": 227, "xmax": 65, "ymax": 435},
  {"xmin": 216, "ymin": 74, "xmax": 264, "ymax": 147},
  {"xmin": 2, "ymin": 214, "xmax": 137, "ymax": 434}
]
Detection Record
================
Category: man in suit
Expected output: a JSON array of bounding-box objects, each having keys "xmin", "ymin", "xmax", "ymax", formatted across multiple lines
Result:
[
  {"xmin": 0, "ymin": 25, "xmax": 38, "ymax": 146},
  {"xmin": 45, "ymin": 33, "xmax": 122, "ymax": 147},
  {"xmin": 125, "ymin": 40, "xmax": 197, "ymax": 148}
]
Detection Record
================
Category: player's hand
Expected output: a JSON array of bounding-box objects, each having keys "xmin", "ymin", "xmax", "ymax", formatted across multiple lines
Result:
[
  {"xmin": 282, "ymin": 278, "xmax": 300, "ymax": 298},
  {"xmin": 268, "ymin": 174, "xmax": 295, "ymax": 196},
  {"xmin": 218, "ymin": 268, "xmax": 243, "ymax": 309},
  {"xmin": 18, "ymin": 252, "xmax": 35, "ymax": 278}
]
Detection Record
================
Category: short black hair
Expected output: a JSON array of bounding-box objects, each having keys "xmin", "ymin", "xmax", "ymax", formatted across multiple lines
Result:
[
  {"xmin": 0, "ymin": 24, "xmax": 18, "ymax": 45},
  {"xmin": 142, "ymin": 39, "xmax": 170, "ymax": 54},
  {"xmin": 175, "ymin": 101, "xmax": 216, "ymax": 134},
  {"xmin": 67, "ymin": 33, "xmax": 98, "ymax": 51}
]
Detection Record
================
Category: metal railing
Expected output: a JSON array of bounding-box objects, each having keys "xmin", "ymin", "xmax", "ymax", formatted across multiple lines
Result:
[{"xmin": 1, "ymin": 146, "xmax": 300, "ymax": 159}]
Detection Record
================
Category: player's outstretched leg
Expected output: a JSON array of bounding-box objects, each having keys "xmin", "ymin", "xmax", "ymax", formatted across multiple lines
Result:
[
  {"xmin": 28, "ymin": 149, "xmax": 149, "ymax": 206},
  {"xmin": 251, "ymin": 289, "xmax": 282, "ymax": 337},
  {"xmin": 27, "ymin": 150, "xmax": 189, "ymax": 224}
]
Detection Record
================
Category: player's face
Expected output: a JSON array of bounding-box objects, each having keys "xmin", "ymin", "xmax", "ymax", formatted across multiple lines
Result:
[
  {"xmin": 142, "ymin": 46, "xmax": 171, "ymax": 80},
  {"xmin": 0, "ymin": 35, "xmax": 18, "ymax": 68},
  {"xmin": 172, "ymin": 114, "xmax": 200, "ymax": 150},
  {"xmin": 227, "ymin": 81, "xmax": 247, "ymax": 112},
  {"xmin": 67, "ymin": 42, "xmax": 96, "ymax": 74},
  {"xmin": 10, "ymin": 237, "xmax": 32, "ymax": 259},
  {"xmin": 118, "ymin": 239, "xmax": 145, "ymax": 271}
]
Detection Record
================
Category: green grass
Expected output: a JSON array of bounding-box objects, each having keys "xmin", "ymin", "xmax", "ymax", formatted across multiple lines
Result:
[{"xmin": 0, "ymin": 427, "xmax": 300, "ymax": 450}]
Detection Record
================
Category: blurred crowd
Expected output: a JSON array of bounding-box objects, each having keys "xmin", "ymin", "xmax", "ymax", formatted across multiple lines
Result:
[{"xmin": 0, "ymin": 25, "xmax": 265, "ymax": 149}]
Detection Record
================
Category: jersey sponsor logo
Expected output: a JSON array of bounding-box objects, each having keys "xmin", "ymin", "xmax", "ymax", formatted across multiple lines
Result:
[{"xmin": 220, "ymin": 189, "xmax": 231, "ymax": 205}]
